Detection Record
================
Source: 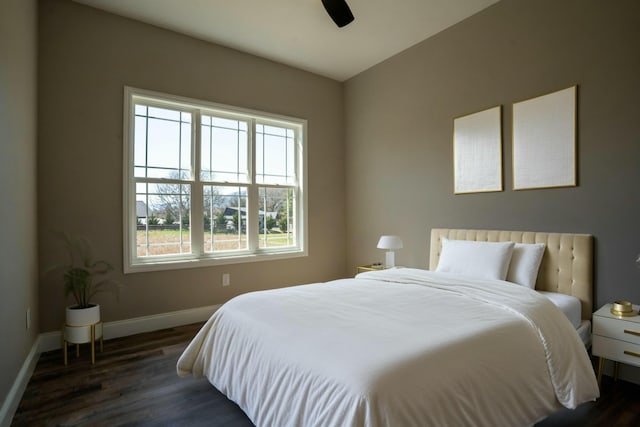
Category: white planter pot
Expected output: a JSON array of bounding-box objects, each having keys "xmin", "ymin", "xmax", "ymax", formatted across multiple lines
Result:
[
  {"xmin": 65, "ymin": 322, "xmax": 103, "ymax": 344},
  {"xmin": 66, "ymin": 304, "xmax": 100, "ymax": 326},
  {"xmin": 65, "ymin": 304, "xmax": 102, "ymax": 344}
]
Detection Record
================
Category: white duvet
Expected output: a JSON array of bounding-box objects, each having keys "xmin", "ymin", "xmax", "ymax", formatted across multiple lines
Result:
[{"xmin": 177, "ymin": 268, "xmax": 599, "ymax": 427}]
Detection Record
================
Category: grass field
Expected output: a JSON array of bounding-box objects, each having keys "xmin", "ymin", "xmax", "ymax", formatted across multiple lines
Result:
[{"xmin": 136, "ymin": 229, "xmax": 293, "ymax": 256}]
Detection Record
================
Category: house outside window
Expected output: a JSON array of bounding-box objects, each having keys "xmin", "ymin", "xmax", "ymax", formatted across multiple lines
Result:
[{"xmin": 123, "ymin": 87, "xmax": 307, "ymax": 273}]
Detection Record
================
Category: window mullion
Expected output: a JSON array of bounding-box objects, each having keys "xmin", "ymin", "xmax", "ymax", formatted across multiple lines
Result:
[
  {"xmin": 191, "ymin": 109, "xmax": 204, "ymax": 256},
  {"xmin": 247, "ymin": 119, "xmax": 259, "ymax": 252}
]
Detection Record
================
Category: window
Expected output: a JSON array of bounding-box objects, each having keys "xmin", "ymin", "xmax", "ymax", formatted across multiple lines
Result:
[{"xmin": 123, "ymin": 87, "xmax": 307, "ymax": 273}]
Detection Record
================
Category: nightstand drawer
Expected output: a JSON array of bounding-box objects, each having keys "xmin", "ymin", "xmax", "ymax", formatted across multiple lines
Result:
[
  {"xmin": 593, "ymin": 316, "xmax": 640, "ymax": 345},
  {"xmin": 592, "ymin": 335, "xmax": 640, "ymax": 367}
]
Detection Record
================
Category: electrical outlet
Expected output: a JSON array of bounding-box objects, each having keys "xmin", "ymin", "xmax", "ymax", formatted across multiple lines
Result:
[
  {"xmin": 222, "ymin": 273, "xmax": 231, "ymax": 287},
  {"xmin": 26, "ymin": 308, "xmax": 31, "ymax": 330}
]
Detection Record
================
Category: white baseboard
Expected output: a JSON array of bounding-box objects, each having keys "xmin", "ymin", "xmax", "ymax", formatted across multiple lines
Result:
[
  {"xmin": 39, "ymin": 304, "xmax": 220, "ymax": 353},
  {"xmin": 0, "ymin": 336, "xmax": 41, "ymax": 427}
]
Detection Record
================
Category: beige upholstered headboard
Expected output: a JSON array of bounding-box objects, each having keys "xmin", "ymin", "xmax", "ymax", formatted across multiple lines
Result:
[{"xmin": 429, "ymin": 229, "xmax": 593, "ymax": 320}]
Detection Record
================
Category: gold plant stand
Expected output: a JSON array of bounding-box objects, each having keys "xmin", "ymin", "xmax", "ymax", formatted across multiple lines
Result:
[{"xmin": 62, "ymin": 321, "xmax": 103, "ymax": 365}]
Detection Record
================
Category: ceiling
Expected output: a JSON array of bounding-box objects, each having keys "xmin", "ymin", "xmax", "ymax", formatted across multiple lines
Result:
[{"xmin": 72, "ymin": 0, "xmax": 499, "ymax": 82}]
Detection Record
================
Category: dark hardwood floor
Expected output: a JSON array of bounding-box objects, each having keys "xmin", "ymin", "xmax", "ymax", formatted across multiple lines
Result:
[
  {"xmin": 12, "ymin": 323, "xmax": 253, "ymax": 427},
  {"xmin": 11, "ymin": 323, "xmax": 640, "ymax": 426}
]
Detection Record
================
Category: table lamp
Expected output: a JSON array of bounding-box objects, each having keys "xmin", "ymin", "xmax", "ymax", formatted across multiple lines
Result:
[{"xmin": 377, "ymin": 235, "xmax": 403, "ymax": 268}]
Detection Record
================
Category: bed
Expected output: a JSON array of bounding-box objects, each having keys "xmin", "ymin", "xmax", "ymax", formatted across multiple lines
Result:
[
  {"xmin": 429, "ymin": 229, "xmax": 595, "ymax": 346},
  {"xmin": 177, "ymin": 228, "xmax": 599, "ymax": 427}
]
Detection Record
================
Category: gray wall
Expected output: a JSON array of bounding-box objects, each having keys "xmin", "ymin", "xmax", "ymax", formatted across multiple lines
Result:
[
  {"xmin": 0, "ymin": 0, "xmax": 39, "ymax": 411},
  {"xmin": 37, "ymin": 0, "xmax": 346, "ymax": 332},
  {"xmin": 345, "ymin": 0, "xmax": 640, "ymax": 307}
]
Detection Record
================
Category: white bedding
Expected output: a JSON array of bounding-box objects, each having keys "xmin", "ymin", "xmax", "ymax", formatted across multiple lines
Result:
[
  {"xmin": 539, "ymin": 291, "xmax": 582, "ymax": 329},
  {"xmin": 177, "ymin": 268, "xmax": 599, "ymax": 427},
  {"xmin": 539, "ymin": 290, "xmax": 590, "ymax": 347}
]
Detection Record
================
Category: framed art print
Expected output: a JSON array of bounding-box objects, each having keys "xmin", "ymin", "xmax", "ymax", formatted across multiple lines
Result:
[
  {"xmin": 453, "ymin": 105, "xmax": 502, "ymax": 194},
  {"xmin": 512, "ymin": 86, "xmax": 577, "ymax": 190}
]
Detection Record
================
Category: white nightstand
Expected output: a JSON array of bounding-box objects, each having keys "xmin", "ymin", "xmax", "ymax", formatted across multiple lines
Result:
[{"xmin": 592, "ymin": 303, "xmax": 640, "ymax": 386}]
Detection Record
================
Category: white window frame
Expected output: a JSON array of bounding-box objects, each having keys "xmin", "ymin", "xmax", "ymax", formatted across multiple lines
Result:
[{"xmin": 123, "ymin": 87, "xmax": 308, "ymax": 273}]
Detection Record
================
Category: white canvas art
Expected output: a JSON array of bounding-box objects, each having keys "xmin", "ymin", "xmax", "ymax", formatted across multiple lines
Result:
[
  {"xmin": 512, "ymin": 86, "xmax": 577, "ymax": 190},
  {"xmin": 453, "ymin": 105, "xmax": 502, "ymax": 194}
]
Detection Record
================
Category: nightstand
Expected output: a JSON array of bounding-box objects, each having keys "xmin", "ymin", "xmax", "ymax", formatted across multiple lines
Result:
[
  {"xmin": 356, "ymin": 264, "xmax": 386, "ymax": 274},
  {"xmin": 592, "ymin": 303, "xmax": 640, "ymax": 386}
]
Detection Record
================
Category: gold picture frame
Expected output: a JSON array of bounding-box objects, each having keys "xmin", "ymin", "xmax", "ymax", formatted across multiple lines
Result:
[
  {"xmin": 512, "ymin": 86, "xmax": 577, "ymax": 190},
  {"xmin": 453, "ymin": 105, "xmax": 502, "ymax": 194}
]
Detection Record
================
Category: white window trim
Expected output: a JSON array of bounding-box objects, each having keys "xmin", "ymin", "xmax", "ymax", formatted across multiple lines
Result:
[{"xmin": 122, "ymin": 86, "xmax": 308, "ymax": 274}]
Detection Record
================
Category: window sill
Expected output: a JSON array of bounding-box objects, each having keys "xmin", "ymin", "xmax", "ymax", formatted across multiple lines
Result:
[{"xmin": 124, "ymin": 249, "xmax": 307, "ymax": 274}]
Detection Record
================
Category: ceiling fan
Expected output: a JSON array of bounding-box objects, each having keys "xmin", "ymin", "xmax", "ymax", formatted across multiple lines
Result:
[{"xmin": 321, "ymin": 0, "xmax": 354, "ymax": 28}]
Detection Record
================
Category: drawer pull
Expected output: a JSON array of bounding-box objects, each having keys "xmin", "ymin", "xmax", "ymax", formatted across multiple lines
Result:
[
  {"xmin": 624, "ymin": 350, "xmax": 640, "ymax": 359},
  {"xmin": 624, "ymin": 329, "xmax": 640, "ymax": 337}
]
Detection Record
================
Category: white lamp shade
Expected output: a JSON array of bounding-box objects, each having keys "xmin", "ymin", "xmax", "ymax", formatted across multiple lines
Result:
[{"xmin": 377, "ymin": 235, "xmax": 403, "ymax": 250}]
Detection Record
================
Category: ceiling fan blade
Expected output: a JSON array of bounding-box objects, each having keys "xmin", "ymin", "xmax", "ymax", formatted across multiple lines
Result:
[{"xmin": 321, "ymin": 0, "xmax": 354, "ymax": 28}]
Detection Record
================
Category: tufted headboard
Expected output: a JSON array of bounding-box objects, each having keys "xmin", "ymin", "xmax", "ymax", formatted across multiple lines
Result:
[{"xmin": 429, "ymin": 228, "xmax": 593, "ymax": 320}]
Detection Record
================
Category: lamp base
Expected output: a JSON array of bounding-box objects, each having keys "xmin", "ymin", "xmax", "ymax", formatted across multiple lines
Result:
[{"xmin": 385, "ymin": 251, "xmax": 395, "ymax": 268}]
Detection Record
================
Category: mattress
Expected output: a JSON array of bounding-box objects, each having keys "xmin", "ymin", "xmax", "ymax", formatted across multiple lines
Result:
[
  {"xmin": 178, "ymin": 268, "xmax": 599, "ymax": 427},
  {"xmin": 538, "ymin": 291, "xmax": 591, "ymax": 347},
  {"xmin": 539, "ymin": 291, "xmax": 582, "ymax": 329}
]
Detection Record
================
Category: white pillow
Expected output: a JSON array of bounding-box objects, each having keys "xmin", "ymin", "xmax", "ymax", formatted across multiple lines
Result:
[
  {"xmin": 506, "ymin": 243, "xmax": 546, "ymax": 289},
  {"xmin": 435, "ymin": 238, "xmax": 515, "ymax": 281}
]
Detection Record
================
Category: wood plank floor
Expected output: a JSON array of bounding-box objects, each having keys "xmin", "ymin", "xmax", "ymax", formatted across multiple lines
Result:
[{"xmin": 11, "ymin": 323, "xmax": 640, "ymax": 426}]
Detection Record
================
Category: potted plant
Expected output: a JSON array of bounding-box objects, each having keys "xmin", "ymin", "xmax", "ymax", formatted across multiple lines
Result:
[{"xmin": 47, "ymin": 233, "xmax": 120, "ymax": 352}]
